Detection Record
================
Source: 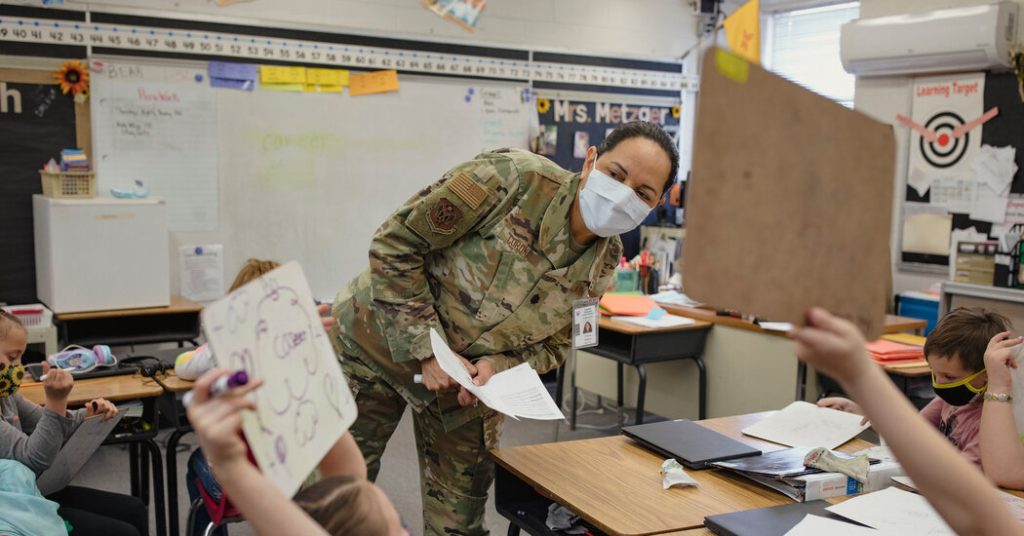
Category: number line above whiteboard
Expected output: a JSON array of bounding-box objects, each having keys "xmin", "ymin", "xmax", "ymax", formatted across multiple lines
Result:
[{"xmin": 0, "ymin": 13, "xmax": 695, "ymax": 93}]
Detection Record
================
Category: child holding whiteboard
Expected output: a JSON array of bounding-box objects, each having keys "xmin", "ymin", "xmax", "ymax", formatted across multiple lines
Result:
[
  {"xmin": 187, "ymin": 369, "xmax": 407, "ymax": 535},
  {"xmin": 0, "ymin": 311, "xmax": 147, "ymax": 536},
  {"xmin": 793, "ymin": 307, "xmax": 1022, "ymax": 536}
]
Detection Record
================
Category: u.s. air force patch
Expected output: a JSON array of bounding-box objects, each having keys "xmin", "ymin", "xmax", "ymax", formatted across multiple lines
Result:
[{"xmin": 428, "ymin": 197, "xmax": 462, "ymax": 234}]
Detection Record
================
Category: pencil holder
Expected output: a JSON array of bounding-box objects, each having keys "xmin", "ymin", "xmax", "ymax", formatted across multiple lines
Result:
[{"xmin": 39, "ymin": 170, "xmax": 96, "ymax": 199}]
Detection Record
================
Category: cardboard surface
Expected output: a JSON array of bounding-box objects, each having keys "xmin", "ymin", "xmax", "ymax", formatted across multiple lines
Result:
[{"xmin": 683, "ymin": 48, "xmax": 895, "ymax": 339}]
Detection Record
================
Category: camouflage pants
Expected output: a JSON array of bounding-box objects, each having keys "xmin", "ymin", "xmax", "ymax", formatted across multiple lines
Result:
[{"xmin": 341, "ymin": 355, "xmax": 503, "ymax": 536}]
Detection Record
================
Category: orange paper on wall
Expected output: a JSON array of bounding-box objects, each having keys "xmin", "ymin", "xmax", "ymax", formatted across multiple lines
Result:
[{"xmin": 348, "ymin": 70, "xmax": 400, "ymax": 96}]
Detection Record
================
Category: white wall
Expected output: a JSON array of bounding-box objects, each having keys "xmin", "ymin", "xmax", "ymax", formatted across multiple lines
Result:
[
  {"xmin": 64, "ymin": 0, "xmax": 699, "ymax": 61},
  {"xmin": 854, "ymin": 0, "xmax": 1024, "ymax": 295}
]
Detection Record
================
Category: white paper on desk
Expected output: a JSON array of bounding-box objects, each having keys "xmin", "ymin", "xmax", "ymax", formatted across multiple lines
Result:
[
  {"xmin": 759, "ymin": 322, "xmax": 794, "ymax": 332},
  {"xmin": 741, "ymin": 401, "xmax": 870, "ymax": 450},
  {"xmin": 610, "ymin": 314, "xmax": 695, "ymax": 329},
  {"xmin": 783, "ymin": 514, "xmax": 882, "ymax": 536},
  {"xmin": 827, "ymin": 487, "xmax": 954, "ymax": 535},
  {"xmin": 429, "ymin": 329, "xmax": 564, "ymax": 420},
  {"xmin": 36, "ymin": 413, "xmax": 124, "ymax": 496},
  {"xmin": 179, "ymin": 244, "xmax": 225, "ymax": 302},
  {"xmin": 651, "ymin": 291, "xmax": 703, "ymax": 308}
]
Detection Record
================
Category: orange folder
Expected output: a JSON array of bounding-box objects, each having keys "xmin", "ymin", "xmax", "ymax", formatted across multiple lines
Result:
[{"xmin": 599, "ymin": 294, "xmax": 658, "ymax": 317}]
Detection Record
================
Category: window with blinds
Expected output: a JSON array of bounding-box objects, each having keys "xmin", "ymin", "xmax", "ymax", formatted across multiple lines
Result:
[{"xmin": 763, "ymin": 2, "xmax": 859, "ymax": 107}]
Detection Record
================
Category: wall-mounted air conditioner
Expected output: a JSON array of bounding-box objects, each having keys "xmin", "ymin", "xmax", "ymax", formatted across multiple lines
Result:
[{"xmin": 840, "ymin": 2, "xmax": 1018, "ymax": 76}]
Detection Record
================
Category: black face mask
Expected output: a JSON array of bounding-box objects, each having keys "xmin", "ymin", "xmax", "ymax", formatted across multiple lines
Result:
[{"xmin": 932, "ymin": 370, "xmax": 987, "ymax": 407}]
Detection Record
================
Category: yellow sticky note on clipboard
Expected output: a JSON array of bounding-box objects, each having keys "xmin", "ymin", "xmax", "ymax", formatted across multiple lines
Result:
[
  {"xmin": 260, "ymin": 65, "xmax": 307, "ymax": 84},
  {"xmin": 306, "ymin": 68, "xmax": 348, "ymax": 87},
  {"xmin": 348, "ymin": 70, "xmax": 400, "ymax": 96}
]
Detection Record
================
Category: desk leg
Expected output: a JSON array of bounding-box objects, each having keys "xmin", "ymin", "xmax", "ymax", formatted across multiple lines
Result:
[
  {"xmin": 634, "ymin": 364, "xmax": 647, "ymax": 425},
  {"xmin": 167, "ymin": 429, "xmax": 191, "ymax": 536},
  {"xmin": 570, "ymin": 349, "xmax": 578, "ymax": 431},
  {"xmin": 140, "ymin": 445, "xmax": 151, "ymax": 505},
  {"xmin": 129, "ymin": 443, "xmax": 140, "ymax": 497},
  {"xmin": 616, "ymin": 362, "xmax": 624, "ymax": 408},
  {"xmin": 795, "ymin": 361, "xmax": 807, "ymax": 401},
  {"xmin": 142, "ymin": 439, "xmax": 167, "ymax": 536},
  {"xmin": 688, "ymin": 355, "xmax": 708, "ymax": 420}
]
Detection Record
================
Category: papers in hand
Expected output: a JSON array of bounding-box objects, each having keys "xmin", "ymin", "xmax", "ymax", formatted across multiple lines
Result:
[
  {"xmin": 742, "ymin": 401, "xmax": 870, "ymax": 450},
  {"xmin": 429, "ymin": 329, "xmax": 565, "ymax": 420}
]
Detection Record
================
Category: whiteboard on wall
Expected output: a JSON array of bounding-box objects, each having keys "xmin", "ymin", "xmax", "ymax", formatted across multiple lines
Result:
[{"xmin": 90, "ymin": 57, "xmax": 532, "ymax": 299}]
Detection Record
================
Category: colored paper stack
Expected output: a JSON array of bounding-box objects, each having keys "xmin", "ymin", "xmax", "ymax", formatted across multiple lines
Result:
[
  {"xmin": 865, "ymin": 339, "xmax": 925, "ymax": 364},
  {"xmin": 60, "ymin": 148, "xmax": 90, "ymax": 171},
  {"xmin": 598, "ymin": 294, "xmax": 658, "ymax": 317}
]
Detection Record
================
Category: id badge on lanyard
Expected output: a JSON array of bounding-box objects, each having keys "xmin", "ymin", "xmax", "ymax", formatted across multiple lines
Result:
[{"xmin": 572, "ymin": 297, "xmax": 600, "ymax": 349}]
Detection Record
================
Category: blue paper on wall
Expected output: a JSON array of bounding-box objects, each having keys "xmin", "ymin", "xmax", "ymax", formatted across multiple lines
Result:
[
  {"xmin": 210, "ymin": 77, "xmax": 255, "ymax": 91},
  {"xmin": 208, "ymin": 61, "xmax": 258, "ymax": 81}
]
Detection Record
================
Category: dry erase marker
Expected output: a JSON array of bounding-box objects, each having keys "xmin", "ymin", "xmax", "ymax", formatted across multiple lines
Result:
[{"xmin": 182, "ymin": 370, "xmax": 249, "ymax": 407}]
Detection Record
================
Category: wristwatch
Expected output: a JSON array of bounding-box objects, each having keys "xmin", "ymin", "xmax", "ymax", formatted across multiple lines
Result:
[{"xmin": 984, "ymin": 392, "xmax": 1013, "ymax": 403}]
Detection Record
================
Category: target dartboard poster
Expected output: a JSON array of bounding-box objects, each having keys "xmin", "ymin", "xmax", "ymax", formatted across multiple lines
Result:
[{"xmin": 906, "ymin": 73, "xmax": 985, "ymax": 201}]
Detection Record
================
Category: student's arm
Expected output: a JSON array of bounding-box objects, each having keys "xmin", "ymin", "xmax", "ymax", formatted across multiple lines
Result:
[
  {"xmin": 186, "ymin": 370, "xmax": 327, "ymax": 536},
  {"xmin": 791, "ymin": 308, "xmax": 1023, "ymax": 536},
  {"xmin": 980, "ymin": 332, "xmax": 1024, "ymax": 489},
  {"xmin": 368, "ymin": 154, "xmax": 515, "ymax": 365},
  {"xmin": 0, "ymin": 394, "xmax": 77, "ymax": 473},
  {"xmin": 317, "ymin": 432, "xmax": 367, "ymax": 480}
]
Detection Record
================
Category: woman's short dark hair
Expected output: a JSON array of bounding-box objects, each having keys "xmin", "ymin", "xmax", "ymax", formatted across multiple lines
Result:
[{"xmin": 597, "ymin": 121, "xmax": 680, "ymax": 197}]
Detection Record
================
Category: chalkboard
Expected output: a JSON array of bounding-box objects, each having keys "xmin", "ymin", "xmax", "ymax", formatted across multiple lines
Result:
[{"xmin": 0, "ymin": 68, "xmax": 90, "ymax": 305}]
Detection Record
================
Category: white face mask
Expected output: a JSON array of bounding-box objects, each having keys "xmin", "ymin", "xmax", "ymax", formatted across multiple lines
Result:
[{"xmin": 578, "ymin": 167, "xmax": 653, "ymax": 237}]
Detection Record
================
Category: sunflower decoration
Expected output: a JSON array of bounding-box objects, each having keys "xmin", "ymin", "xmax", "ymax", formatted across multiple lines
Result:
[
  {"xmin": 671, "ymin": 105, "xmax": 681, "ymax": 119},
  {"xmin": 536, "ymin": 97, "xmax": 551, "ymax": 114},
  {"xmin": 54, "ymin": 60, "xmax": 90, "ymax": 102}
]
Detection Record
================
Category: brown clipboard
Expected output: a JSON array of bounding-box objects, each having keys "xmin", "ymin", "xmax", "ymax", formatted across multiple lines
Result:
[{"xmin": 682, "ymin": 48, "xmax": 895, "ymax": 339}]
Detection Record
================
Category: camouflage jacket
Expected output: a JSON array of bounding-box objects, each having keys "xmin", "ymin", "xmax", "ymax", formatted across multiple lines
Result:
[{"xmin": 332, "ymin": 148, "xmax": 621, "ymax": 430}]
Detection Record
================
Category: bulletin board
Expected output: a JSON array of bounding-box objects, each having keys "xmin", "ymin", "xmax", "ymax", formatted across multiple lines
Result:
[
  {"xmin": 0, "ymin": 68, "xmax": 90, "ymax": 305},
  {"xmin": 899, "ymin": 71, "xmax": 1024, "ymax": 281}
]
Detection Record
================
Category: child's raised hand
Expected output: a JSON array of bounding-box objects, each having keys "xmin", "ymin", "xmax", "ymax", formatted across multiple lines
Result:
[
  {"xmin": 318, "ymin": 303, "xmax": 335, "ymax": 331},
  {"xmin": 86, "ymin": 398, "xmax": 118, "ymax": 420},
  {"xmin": 41, "ymin": 362, "xmax": 73, "ymax": 402},
  {"xmin": 186, "ymin": 369, "xmax": 264, "ymax": 468},
  {"xmin": 790, "ymin": 308, "xmax": 873, "ymax": 384},
  {"xmin": 984, "ymin": 331, "xmax": 1022, "ymax": 392}
]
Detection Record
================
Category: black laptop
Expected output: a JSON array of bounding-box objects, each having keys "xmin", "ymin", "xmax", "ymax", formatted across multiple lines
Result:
[
  {"xmin": 621, "ymin": 419, "xmax": 761, "ymax": 469},
  {"xmin": 704, "ymin": 501, "xmax": 866, "ymax": 536}
]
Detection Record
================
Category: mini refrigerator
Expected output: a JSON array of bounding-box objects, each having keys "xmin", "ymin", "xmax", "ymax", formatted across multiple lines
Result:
[{"xmin": 33, "ymin": 195, "xmax": 170, "ymax": 313}]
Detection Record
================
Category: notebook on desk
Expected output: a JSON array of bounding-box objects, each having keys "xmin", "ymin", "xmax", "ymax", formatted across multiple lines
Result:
[
  {"xmin": 704, "ymin": 501, "xmax": 865, "ymax": 536},
  {"xmin": 621, "ymin": 419, "xmax": 761, "ymax": 469}
]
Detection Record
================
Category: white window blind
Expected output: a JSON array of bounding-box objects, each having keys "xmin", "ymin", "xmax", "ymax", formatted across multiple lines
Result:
[{"xmin": 764, "ymin": 2, "xmax": 859, "ymax": 107}]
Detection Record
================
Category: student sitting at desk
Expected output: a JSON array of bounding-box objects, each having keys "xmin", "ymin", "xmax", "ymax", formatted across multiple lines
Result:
[
  {"xmin": 186, "ymin": 369, "xmax": 407, "ymax": 535},
  {"xmin": 819, "ymin": 307, "xmax": 1005, "ymax": 467},
  {"xmin": 0, "ymin": 310, "xmax": 147, "ymax": 536},
  {"xmin": 980, "ymin": 331, "xmax": 1024, "ymax": 489},
  {"xmin": 793, "ymin": 308, "xmax": 1022, "ymax": 536}
]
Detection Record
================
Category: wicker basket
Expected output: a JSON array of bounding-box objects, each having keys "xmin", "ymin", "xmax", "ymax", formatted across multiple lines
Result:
[{"xmin": 39, "ymin": 170, "xmax": 96, "ymax": 198}]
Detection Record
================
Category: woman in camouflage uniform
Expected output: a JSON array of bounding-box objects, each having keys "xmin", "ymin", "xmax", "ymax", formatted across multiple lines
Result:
[{"xmin": 331, "ymin": 121, "xmax": 679, "ymax": 535}]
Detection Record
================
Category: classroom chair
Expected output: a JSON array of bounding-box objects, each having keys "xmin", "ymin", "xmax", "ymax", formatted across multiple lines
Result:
[{"xmin": 184, "ymin": 450, "xmax": 243, "ymax": 536}]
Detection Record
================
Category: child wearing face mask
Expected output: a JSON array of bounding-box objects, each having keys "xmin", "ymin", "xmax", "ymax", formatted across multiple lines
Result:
[
  {"xmin": 818, "ymin": 307, "xmax": 1006, "ymax": 468},
  {"xmin": 0, "ymin": 310, "xmax": 148, "ymax": 536}
]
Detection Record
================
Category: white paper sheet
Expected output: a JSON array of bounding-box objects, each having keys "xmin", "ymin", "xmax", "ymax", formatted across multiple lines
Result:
[
  {"xmin": 907, "ymin": 168, "xmax": 935, "ymax": 197},
  {"xmin": 972, "ymin": 144, "xmax": 1018, "ymax": 193},
  {"xmin": 902, "ymin": 203, "xmax": 952, "ymax": 256},
  {"xmin": 430, "ymin": 329, "xmax": 564, "ymax": 420},
  {"xmin": 929, "ymin": 176, "xmax": 976, "ymax": 214},
  {"xmin": 758, "ymin": 322, "xmax": 794, "ymax": 332},
  {"xmin": 36, "ymin": 413, "xmax": 123, "ymax": 496},
  {"xmin": 969, "ymin": 182, "xmax": 1010, "ymax": 224},
  {"xmin": 651, "ymin": 291, "xmax": 704, "ymax": 308},
  {"xmin": 92, "ymin": 60, "xmax": 219, "ymax": 232},
  {"xmin": 179, "ymin": 244, "xmax": 225, "ymax": 302},
  {"xmin": 742, "ymin": 401, "xmax": 870, "ymax": 449},
  {"xmin": 783, "ymin": 514, "xmax": 882, "ymax": 536},
  {"xmin": 610, "ymin": 314, "xmax": 696, "ymax": 329},
  {"xmin": 201, "ymin": 262, "xmax": 357, "ymax": 497},
  {"xmin": 827, "ymin": 487, "xmax": 955, "ymax": 535}
]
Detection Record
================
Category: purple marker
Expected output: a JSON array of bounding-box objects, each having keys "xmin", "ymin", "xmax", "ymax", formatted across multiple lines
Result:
[{"xmin": 182, "ymin": 370, "xmax": 249, "ymax": 407}]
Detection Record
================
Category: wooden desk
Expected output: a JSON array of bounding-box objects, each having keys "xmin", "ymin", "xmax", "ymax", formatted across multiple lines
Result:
[
  {"xmin": 21, "ymin": 374, "xmax": 168, "ymax": 536},
  {"xmin": 55, "ymin": 295, "xmax": 203, "ymax": 348},
  {"xmin": 559, "ymin": 317, "xmax": 712, "ymax": 425},
  {"xmin": 20, "ymin": 374, "xmax": 164, "ymax": 405},
  {"xmin": 493, "ymin": 412, "xmax": 870, "ymax": 536},
  {"xmin": 660, "ymin": 306, "xmax": 927, "ymax": 338}
]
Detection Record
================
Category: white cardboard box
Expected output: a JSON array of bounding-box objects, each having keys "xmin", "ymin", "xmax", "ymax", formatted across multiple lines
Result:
[{"xmin": 33, "ymin": 195, "xmax": 170, "ymax": 313}]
